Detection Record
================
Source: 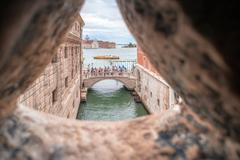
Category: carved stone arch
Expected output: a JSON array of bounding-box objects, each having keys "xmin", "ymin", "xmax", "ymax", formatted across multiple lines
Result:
[{"xmin": 0, "ymin": 0, "xmax": 239, "ymax": 159}]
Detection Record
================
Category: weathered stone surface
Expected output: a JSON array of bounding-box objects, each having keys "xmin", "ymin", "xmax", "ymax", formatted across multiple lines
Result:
[
  {"xmin": 1, "ymin": 105, "xmax": 239, "ymax": 160},
  {"xmin": 0, "ymin": 0, "xmax": 84, "ymax": 118},
  {"xmin": 0, "ymin": 0, "xmax": 240, "ymax": 159},
  {"xmin": 117, "ymin": 0, "xmax": 240, "ymax": 142}
]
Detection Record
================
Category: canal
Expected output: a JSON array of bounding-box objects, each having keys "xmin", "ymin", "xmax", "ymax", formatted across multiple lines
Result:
[
  {"xmin": 77, "ymin": 80, "xmax": 148, "ymax": 121},
  {"xmin": 77, "ymin": 48, "xmax": 148, "ymax": 121}
]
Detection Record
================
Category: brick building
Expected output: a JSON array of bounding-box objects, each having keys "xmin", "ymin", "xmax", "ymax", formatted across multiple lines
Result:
[
  {"xmin": 97, "ymin": 40, "xmax": 116, "ymax": 48},
  {"xmin": 136, "ymin": 47, "xmax": 176, "ymax": 113},
  {"xmin": 137, "ymin": 47, "xmax": 159, "ymax": 74},
  {"xmin": 82, "ymin": 40, "xmax": 116, "ymax": 49},
  {"xmin": 18, "ymin": 14, "xmax": 84, "ymax": 119}
]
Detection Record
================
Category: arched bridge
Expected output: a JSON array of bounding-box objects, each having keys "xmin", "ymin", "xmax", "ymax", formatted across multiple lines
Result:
[{"xmin": 82, "ymin": 71, "xmax": 136, "ymax": 90}]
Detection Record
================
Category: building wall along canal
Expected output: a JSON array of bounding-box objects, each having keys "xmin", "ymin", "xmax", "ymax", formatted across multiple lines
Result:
[
  {"xmin": 17, "ymin": 14, "xmax": 84, "ymax": 119},
  {"xmin": 136, "ymin": 47, "xmax": 176, "ymax": 113}
]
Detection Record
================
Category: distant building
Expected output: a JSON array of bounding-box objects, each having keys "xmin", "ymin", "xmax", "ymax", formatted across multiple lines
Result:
[
  {"xmin": 82, "ymin": 40, "xmax": 116, "ymax": 49},
  {"xmin": 91, "ymin": 40, "xmax": 99, "ymax": 49},
  {"xmin": 122, "ymin": 43, "xmax": 137, "ymax": 48},
  {"xmin": 97, "ymin": 40, "xmax": 116, "ymax": 48},
  {"xmin": 82, "ymin": 40, "xmax": 93, "ymax": 49}
]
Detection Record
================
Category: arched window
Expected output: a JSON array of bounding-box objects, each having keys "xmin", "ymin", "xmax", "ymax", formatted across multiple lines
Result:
[
  {"xmin": 65, "ymin": 77, "xmax": 68, "ymax": 87},
  {"xmin": 75, "ymin": 46, "xmax": 78, "ymax": 54},
  {"xmin": 64, "ymin": 47, "xmax": 68, "ymax": 58},
  {"xmin": 52, "ymin": 89, "xmax": 57, "ymax": 104},
  {"xmin": 51, "ymin": 54, "xmax": 57, "ymax": 63}
]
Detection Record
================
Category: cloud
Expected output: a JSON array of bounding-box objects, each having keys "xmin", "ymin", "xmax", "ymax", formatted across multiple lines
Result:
[{"xmin": 80, "ymin": 0, "xmax": 135, "ymax": 43}]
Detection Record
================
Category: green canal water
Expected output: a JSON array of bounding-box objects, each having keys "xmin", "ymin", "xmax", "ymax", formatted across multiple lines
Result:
[
  {"xmin": 77, "ymin": 48, "xmax": 148, "ymax": 121},
  {"xmin": 77, "ymin": 80, "xmax": 148, "ymax": 121}
]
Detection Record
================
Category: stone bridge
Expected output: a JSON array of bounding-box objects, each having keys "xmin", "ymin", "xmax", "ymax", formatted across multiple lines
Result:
[{"xmin": 82, "ymin": 71, "xmax": 136, "ymax": 90}]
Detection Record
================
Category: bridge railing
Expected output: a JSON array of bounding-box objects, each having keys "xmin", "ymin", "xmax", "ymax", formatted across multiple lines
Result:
[{"xmin": 82, "ymin": 68, "xmax": 135, "ymax": 79}]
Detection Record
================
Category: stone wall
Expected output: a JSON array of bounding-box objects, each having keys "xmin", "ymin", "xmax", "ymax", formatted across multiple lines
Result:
[
  {"xmin": 136, "ymin": 64, "xmax": 175, "ymax": 113},
  {"xmin": 136, "ymin": 47, "xmax": 176, "ymax": 113},
  {"xmin": 18, "ymin": 14, "xmax": 84, "ymax": 119}
]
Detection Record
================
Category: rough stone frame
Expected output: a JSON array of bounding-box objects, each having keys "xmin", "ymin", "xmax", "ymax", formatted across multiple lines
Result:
[{"xmin": 0, "ymin": 0, "xmax": 240, "ymax": 159}]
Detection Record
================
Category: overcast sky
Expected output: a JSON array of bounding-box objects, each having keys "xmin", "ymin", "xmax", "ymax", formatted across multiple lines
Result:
[{"xmin": 80, "ymin": 0, "xmax": 135, "ymax": 44}]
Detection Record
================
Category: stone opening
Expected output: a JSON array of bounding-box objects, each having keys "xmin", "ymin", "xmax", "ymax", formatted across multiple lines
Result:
[{"xmin": 0, "ymin": 0, "xmax": 240, "ymax": 159}]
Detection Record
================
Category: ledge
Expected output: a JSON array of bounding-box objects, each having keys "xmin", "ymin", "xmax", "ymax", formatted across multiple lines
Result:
[
  {"xmin": 0, "ymin": 105, "xmax": 179, "ymax": 159},
  {"xmin": 1, "ymin": 104, "xmax": 238, "ymax": 159}
]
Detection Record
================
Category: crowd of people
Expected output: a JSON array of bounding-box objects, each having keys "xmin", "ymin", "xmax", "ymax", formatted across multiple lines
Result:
[{"xmin": 83, "ymin": 64, "xmax": 134, "ymax": 77}]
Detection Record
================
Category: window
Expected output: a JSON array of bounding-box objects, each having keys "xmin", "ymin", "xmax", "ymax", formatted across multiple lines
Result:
[
  {"xmin": 72, "ymin": 101, "xmax": 75, "ymax": 108},
  {"xmin": 174, "ymin": 92, "xmax": 180, "ymax": 104},
  {"xmin": 138, "ymin": 85, "xmax": 141, "ymax": 92},
  {"xmin": 71, "ymin": 47, "xmax": 74, "ymax": 56},
  {"xmin": 52, "ymin": 89, "xmax": 57, "ymax": 104},
  {"xmin": 59, "ymin": 47, "xmax": 62, "ymax": 53},
  {"xmin": 75, "ymin": 46, "xmax": 78, "ymax": 54},
  {"xmin": 150, "ymin": 92, "xmax": 152, "ymax": 97},
  {"xmin": 51, "ymin": 54, "xmax": 57, "ymax": 63},
  {"xmin": 157, "ymin": 99, "xmax": 160, "ymax": 106},
  {"xmin": 64, "ymin": 47, "xmax": 68, "ymax": 58},
  {"xmin": 71, "ymin": 69, "xmax": 73, "ymax": 79},
  {"xmin": 65, "ymin": 77, "xmax": 68, "ymax": 87}
]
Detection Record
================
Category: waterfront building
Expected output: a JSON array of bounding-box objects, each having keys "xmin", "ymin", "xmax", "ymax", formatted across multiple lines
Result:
[
  {"xmin": 136, "ymin": 47, "xmax": 176, "ymax": 113},
  {"xmin": 82, "ymin": 40, "xmax": 115, "ymax": 49},
  {"xmin": 97, "ymin": 40, "xmax": 116, "ymax": 48},
  {"xmin": 18, "ymin": 14, "xmax": 84, "ymax": 119},
  {"xmin": 91, "ymin": 40, "xmax": 99, "ymax": 48},
  {"xmin": 82, "ymin": 40, "xmax": 94, "ymax": 49}
]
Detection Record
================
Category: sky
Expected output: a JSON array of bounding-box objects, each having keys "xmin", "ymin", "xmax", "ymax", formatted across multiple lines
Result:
[{"xmin": 80, "ymin": 0, "xmax": 136, "ymax": 44}]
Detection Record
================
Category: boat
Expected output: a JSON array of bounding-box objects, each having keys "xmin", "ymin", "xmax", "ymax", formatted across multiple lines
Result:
[{"xmin": 94, "ymin": 55, "xmax": 120, "ymax": 60}]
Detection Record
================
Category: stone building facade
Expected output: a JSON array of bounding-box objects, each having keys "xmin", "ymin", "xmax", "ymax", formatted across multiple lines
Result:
[
  {"xmin": 18, "ymin": 14, "xmax": 84, "ymax": 119},
  {"xmin": 136, "ymin": 47, "xmax": 176, "ymax": 113}
]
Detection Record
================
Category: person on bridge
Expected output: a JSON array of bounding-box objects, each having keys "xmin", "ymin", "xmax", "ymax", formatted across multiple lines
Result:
[
  {"xmin": 91, "ymin": 67, "xmax": 94, "ymax": 76},
  {"xmin": 104, "ymin": 66, "xmax": 107, "ymax": 76}
]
